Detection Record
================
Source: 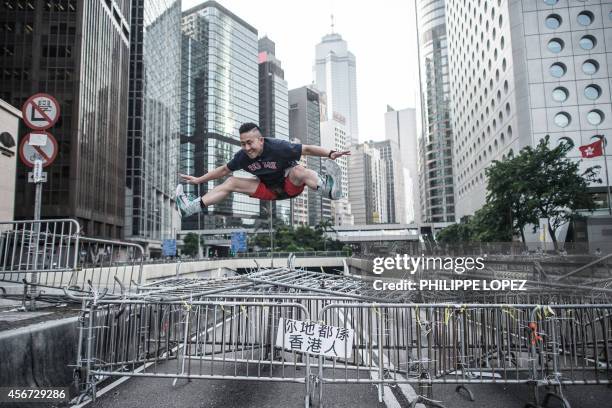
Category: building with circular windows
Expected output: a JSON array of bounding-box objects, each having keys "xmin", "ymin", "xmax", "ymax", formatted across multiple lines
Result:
[{"xmin": 445, "ymin": 0, "xmax": 611, "ymax": 218}]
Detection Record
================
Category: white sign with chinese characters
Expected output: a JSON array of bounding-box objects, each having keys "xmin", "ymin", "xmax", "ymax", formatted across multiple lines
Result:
[{"xmin": 275, "ymin": 318, "xmax": 354, "ymax": 359}]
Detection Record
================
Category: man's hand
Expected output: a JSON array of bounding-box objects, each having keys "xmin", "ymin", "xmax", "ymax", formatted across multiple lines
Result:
[
  {"xmin": 179, "ymin": 173, "xmax": 201, "ymax": 185},
  {"xmin": 330, "ymin": 150, "xmax": 351, "ymax": 160}
]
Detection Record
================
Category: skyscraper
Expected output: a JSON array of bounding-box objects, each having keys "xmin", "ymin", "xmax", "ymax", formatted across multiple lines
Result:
[
  {"xmin": 446, "ymin": 0, "xmax": 612, "ymax": 218},
  {"xmin": 0, "ymin": 0, "xmax": 130, "ymax": 238},
  {"xmin": 258, "ymin": 37, "xmax": 289, "ymax": 141},
  {"xmin": 385, "ymin": 106, "xmax": 420, "ymax": 223},
  {"xmin": 125, "ymin": 0, "xmax": 182, "ymax": 255},
  {"xmin": 258, "ymin": 36, "xmax": 290, "ymax": 224},
  {"xmin": 181, "ymin": 1, "xmax": 261, "ymax": 230},
  {"xmin": 320, "ymin": 112, "xmax": 353, "ymax": 226},
  {"xmin": 348, "ymin": 142, "xmax": 388, "ymax": 224},
  {"xmin": 289, "ymin": 86, "xmax": 331, "ymax": 226},
  {"xmin": 415, "ymin": 0, "xmax": 456, "ymax": 223},
  {"xmin": 371, "ymin": 140, "xmax": 406, "ymax": 224},
  {"xmin": 320, "ymin": 114, "xmax": 349, "ymax": 199},
  {"xmin": 314, "ymin": 31, "xmax": 359, "ymax": 146}
]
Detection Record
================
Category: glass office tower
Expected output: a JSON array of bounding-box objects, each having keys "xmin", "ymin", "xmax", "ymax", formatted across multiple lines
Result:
[
  {"xmin": 126, "ymin": 0, "xmax": 182, "ymax": 255},
  {"xmin": 0, "ymin": 0, "xmax": 130, "ymax": 238},
  {"xmin": 181, "ymin": 1, "xmax": 261, "ymax": 230}
]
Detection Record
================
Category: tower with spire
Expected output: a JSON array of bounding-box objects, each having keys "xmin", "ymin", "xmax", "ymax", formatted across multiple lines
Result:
[{"xmin": 313, "ymin": 20, "xmax": 359, "ymax": 146}]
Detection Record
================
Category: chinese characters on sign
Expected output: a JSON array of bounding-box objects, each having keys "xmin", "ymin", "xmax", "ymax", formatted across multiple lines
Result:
[{"xmin": 275, "ymin": 318, "xmax": 354, "ymax": 359}]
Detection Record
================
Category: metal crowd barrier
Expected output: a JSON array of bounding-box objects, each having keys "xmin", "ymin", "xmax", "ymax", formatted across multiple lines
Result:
[
  {"xmin": 70, "ymin": 266, "xmax": 612, "ymax": 408},
  {"xmin": 3, "ymin": 223, "xmax": 610, "ymax": 408},
  {"xmin": 72, "ymin": 298, "xmax": 316, "ymax": 407},
  {"xmin": 316, "ymin": 303, "xmax": 612, "ymax": 408},
  {"xmin": 0, "ymin": 219, "xmax": 144, "ymax": 305}
]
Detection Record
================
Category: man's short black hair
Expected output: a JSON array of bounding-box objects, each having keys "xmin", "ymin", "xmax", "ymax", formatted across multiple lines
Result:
[{"xmin": 239, "ymin": 122, "xmax": 261, "ymax": 134}]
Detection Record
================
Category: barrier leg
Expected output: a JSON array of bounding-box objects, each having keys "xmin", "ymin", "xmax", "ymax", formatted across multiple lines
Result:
[
  {"xmin": 455, "ymin": 384, "xmax": 475, "ymax": 401},
  {"xmin": 409, "ymin": 395, "xmax": 448, "ymax": 408},
  {"xmin": 542, "ymin": 389, "xmax": 571, "ymax": 408},
  {"xmin": 525, "ymin": 382, "xmax": 541, "ymax": 408}
]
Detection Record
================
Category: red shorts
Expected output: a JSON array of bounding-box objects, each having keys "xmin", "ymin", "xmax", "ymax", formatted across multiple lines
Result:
[{"xmin": 250, "ymin": 177, "xmax": 305, "ymax": 200}]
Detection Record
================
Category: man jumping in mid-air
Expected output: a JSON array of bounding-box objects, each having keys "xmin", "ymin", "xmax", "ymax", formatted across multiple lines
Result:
[{"xmin": 175, "ymin": 122, "xmax": 350, "ymax": 218}]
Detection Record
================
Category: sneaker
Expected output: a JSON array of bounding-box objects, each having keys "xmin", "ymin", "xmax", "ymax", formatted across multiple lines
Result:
[
  {"xmin": 175, "ymin": 184, "xmax": 202, "ymax": 218},
  {"xmin": 320, "ymin": 160, "xmax": 343, "ymax": 200}
]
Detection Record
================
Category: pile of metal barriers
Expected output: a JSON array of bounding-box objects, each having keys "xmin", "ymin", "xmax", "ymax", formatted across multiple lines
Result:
[{"xmin": 1, "ymin": 219, "xmax": 611, "ymax": 408}]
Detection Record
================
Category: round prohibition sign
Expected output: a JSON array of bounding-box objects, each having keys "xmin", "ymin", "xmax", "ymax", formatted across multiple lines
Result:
[
  {"xmin": 21, "ymin": 93, "xmax": 61, "ymax": 130},
  {"xmin": 19, "ymin": 131, "xmax": 58, "ymax": 168}
]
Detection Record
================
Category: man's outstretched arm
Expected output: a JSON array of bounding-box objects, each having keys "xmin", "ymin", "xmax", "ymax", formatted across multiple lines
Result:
[
  {"xmin": 179, "ymin": 165, "xmax": 232, "ymax": 185},
  {"xmin": 302, "ymin": 145, "xmax": 351, "ymax": 160}
]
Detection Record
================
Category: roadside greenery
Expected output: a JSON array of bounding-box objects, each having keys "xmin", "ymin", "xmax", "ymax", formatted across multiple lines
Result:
[
  {"xmin": 436, "ymin": 136, "xmax": 598, "ymax": 249},
  {"xmin": 182, "ymin": 232, "xmax": 200, "ymax": 256},
  {"xmin": 249, "ymin": 221, "xmax": 350, "ymax": 253}
]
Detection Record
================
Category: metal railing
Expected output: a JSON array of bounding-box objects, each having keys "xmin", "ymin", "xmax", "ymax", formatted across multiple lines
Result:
[
  {"xmin": 0, "ymin": 219, "xmax": 145, "ymax": 306},
  {"xmin": 72, "ymin": 298, "xmax": 314, "ymax": 407},
  {"xmin": 315, "ymin": 303, "xmax": 612, "ymax": 407}
]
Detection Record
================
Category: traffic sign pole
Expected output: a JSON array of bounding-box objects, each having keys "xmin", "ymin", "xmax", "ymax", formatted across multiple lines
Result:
[
  {"xmin": 28, "ymin": 159, "xmax": 44, "ymax": 310},
  {"xmin": 20, "ymin": 93, "xmax": 60, "ymax": 311},
  {"xmin": 33, "ymin": 159, "xmax": 43, "ymax": 220}
]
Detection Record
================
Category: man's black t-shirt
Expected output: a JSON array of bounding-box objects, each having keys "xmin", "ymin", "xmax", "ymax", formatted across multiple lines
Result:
[{"xmin": 226, "ymin": 138, "xmax": 302, "ymax": 188}]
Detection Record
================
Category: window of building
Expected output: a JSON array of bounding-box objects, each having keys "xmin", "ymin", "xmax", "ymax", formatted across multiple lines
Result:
[
  {"xmin": 554, "ymin": 112, "xmax": 571, "ymax": 128},
  {"xmin": 552, "ymin": 87, "xmax": 569, "ymax": 102},
  {"xmin": 547, "ymin": 38, "xmax": 564, "ymax": 53},
  {"xmin": 549, "ymin": 62, "xmax": 566, "ymax": 78},
  {"xmin": 545, "ymin": 14, "xmax": 562, "ymax": 29},
  {"xmin": 587, "ymin": 110, "xmax": 604, "ymax": 126},
  {"xmin": 577, "ymin": 11, "xmax": 594, "ymax": 26},
  {"xmin": 584, "ymin": 84, "xmax": 601, "ymax": 100},
  {"xmin": 582, "ymin": 60, "xmax": 599, "ymax": 75},
  {"xmin": 579, "ymin": 35, "xmax": 596, "ymax": 50}
]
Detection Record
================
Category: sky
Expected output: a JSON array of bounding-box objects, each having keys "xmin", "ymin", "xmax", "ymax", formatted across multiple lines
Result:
[{"xmin": 182, "ymin": 0, "xmax": 420, "ymax": 142}]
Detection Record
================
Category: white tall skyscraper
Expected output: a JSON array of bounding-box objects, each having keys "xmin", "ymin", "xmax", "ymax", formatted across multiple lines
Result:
[
  {"xmin": 321, "ymin": 113, "xmax": 354, "ymax": 225},
  {"xmin": 348, "ymin": 142, "xmax": 388, "ymax": 224},
  {"xmin": 314, "ymin": 32, "xmax": 359, "ymax": 146},
  {"xmin": 385, "ymin": 106, "xmax": 420, "ymax": 223},
  {"xmin": 371, "ymin": 140, "xmax": 407, "ymax": 224},
  {"xmin": 446, "ymin": 0, "xmax": 612, "ymax": 218}
]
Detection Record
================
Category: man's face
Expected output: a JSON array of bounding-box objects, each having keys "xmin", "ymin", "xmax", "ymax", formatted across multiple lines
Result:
[{"xmin": 240, "ymin": 129, "xmax": 264, "ymax": 159}]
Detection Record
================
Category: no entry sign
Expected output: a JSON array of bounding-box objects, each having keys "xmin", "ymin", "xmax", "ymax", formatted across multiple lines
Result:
[
  {"xmin": 21, "ymin": 93, "xmax": 60, "ymax": 130},
  {"xmin": 19, "ymin": 131, "xmax": 58, "ymax": 168}
]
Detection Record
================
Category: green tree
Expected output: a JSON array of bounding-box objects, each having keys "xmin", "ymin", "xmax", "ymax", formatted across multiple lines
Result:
[
  {"xmin": 182, "ymin": 233, "xmax": 199, "ymax": 257},
  {"xmin": 248, "ymin": 223, "xmax": 341, "ymax": 252},
  {"xmin": 470, "ymin": 202, "xmax": 513, "ymax": 242},
  {"xmin": 435, "ymin": 222, "xmax": 472, "ymax": 244},
  {"xmin": 485, "ymin": 150, "xmax": 539, "ymax": 243},
  {"xmin": 315, "ymin": 219, "xmax": 337, "ymax": 250},
  {"xmin": 437, "ymin": 135, "xmax": 598, "ymax": 248},
  {"xmin": 485, "ymin": 135, "xmax": 598, "ymax": 248},
  {"xmin": 525, "ymin": 136, "xmax": 598, "ymax": 249}
]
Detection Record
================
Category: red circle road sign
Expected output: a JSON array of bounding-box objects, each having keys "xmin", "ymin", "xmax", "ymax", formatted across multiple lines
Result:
[
  {"xmin": 21, "ymin": 93, "xmax": 61, "ymax": 130},
  {"xmin": 19, "ymin": 131, "xmax": 58, "ymax": 168}
]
